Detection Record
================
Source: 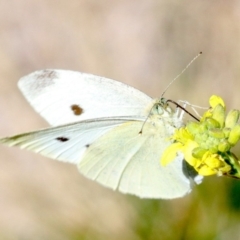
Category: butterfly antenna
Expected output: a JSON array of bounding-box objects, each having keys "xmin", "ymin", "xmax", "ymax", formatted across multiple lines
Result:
[
  {"xmin": 140, "ymin": 52, "xmax": 202, "ymax": 134},
  {"xmin": 161, "ymin": 51, "xmax": 202, "ymax": 98}
]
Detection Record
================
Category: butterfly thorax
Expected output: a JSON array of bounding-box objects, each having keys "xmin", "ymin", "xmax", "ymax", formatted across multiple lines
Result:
[
  {"xmin": 148, "ymin": 98, "xmax": 184, "ymax": 127},
  {"xmin": 141, "ymin": 98, "xmax": 184, "ymax": 138}
]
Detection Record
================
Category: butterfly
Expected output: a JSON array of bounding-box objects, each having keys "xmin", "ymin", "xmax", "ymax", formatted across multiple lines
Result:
[{"xmin": 0, "ymin": 69, "xmax": 202, "ymax": 199}]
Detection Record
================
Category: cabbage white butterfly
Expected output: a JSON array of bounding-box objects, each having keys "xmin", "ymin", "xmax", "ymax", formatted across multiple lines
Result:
[{"xmin": 0, "ymin": 69, "xmax": 201, "ymax": 199}]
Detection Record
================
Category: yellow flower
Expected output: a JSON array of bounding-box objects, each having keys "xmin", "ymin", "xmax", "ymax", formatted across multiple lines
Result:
[
  {"xmin": 195, "ymin": 151, "xmax": 231, "ymax": 176},
  {"xmin": 161, "ymin": 95, "xmax": 240, "ymax": 178}
]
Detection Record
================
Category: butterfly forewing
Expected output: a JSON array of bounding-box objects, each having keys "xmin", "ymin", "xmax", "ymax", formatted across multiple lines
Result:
[{"xmin": 18, "ymin": 70, "xmax": 152, "ymax": 126}]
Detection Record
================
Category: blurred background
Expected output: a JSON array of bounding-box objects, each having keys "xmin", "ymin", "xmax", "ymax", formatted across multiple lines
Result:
[{"xmin": 0, "ymin": 0, "xmax": 240, "ymax": 239}]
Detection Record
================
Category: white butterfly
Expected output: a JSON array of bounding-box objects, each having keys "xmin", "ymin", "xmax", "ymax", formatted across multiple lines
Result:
[{"xmin": 0, "ymin": 69, "xmax": 201, "ymax": 199}]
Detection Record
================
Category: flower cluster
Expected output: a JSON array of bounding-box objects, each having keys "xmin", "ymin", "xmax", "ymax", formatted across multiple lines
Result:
[{"xmin": 161, "ymin": 95, "xmax": 240, "ymax": 178}]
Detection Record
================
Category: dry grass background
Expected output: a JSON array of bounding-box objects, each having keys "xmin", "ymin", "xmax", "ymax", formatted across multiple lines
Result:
[{"xmin": 1, "ymin": 1, "xmax": 240, "ymax": 239}]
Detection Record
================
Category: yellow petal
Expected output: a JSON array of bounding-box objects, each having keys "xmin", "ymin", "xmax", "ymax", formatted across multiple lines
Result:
[
  {"xmin": 201, "ymin": 95, "xmax": 226, "ymax": 122},
  {"xmin": 203, "ymin": 153, "xmax": 222, "ymax": 169},
  {"xmin": 198, "ymin": 165, "xmax": 217, "ymax": 176},
  {"xmin": 161, "ymin": 142, "xmax": 183, "ymax": 166},
  {"xmin": 183, "ymin": 140, "xmax": 199, "ymax": 166},
  {"xmin": 209, "ymin": 95, "xmax": 225, "ymax": 108}
]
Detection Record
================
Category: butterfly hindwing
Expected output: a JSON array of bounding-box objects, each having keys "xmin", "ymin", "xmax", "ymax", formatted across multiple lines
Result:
[
  {"xmin": 0, "ymin": 117, "xmax": 144, "ymax": 164},
  {"xmin": 79, "ymin": 120, "xmax": 194, "ymax": 199}
]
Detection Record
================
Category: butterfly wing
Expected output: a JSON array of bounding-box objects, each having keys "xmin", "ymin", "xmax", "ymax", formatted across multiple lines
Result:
[
  {"xmin": 2, "ymin": 70, "xmax": 200, "ymax": 198},
  {"xmin": 0, "ymin": 116, "xmax": 197, "ymax": 199},
  {"xmin": 18, "ymin": 70, "xmax": 152, "ymax": 125},
  {"xmin": 0, "ymin": 117, "xmax": 145, "ymax": 164},
  {"xmin": 79, "ymin": 120, "xmax": 197, "ymax": 199}
]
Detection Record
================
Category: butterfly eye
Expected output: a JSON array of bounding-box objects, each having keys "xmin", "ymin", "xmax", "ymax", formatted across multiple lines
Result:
[
  {"xmin": 71, "ymin": 104, "xmax": 84, "ymax": 116},
  {"xmin": 152, "ymin": 104, "xmax": 164, "ymax": 115}
]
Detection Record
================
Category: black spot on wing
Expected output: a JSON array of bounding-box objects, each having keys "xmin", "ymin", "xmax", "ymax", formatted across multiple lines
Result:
[
  {"xmin": 86, "ymin": 144, "xmax": 90, "ymax": 148},
  {"xmin": 36, "ymin": 70, "xmax": 58, "ymax": 80},
  {"xmin": 30, "ymin": 70, "xmax": 59, "ymax": 91},
  {"xmin": 71, "ymin": 104, "xmax": 84, "ymax": 116},
  {"xmin": 56, "ymin": 137, "xmax": 69, "ymax": 142}
]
